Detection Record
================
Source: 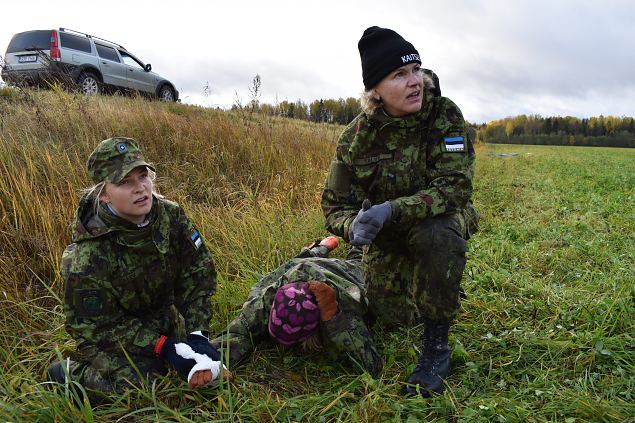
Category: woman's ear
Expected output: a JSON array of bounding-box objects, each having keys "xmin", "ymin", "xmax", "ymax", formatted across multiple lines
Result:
[
  {"xmin": 372, "ymin": 90, "xmax": 381, "ymax": 102},
  {"xmin": 99, "ymin": 185, "xmax": 110, "ymax": 203}
]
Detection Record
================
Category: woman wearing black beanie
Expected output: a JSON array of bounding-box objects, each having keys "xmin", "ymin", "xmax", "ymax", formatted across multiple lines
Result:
[{"xmin": 321, "ymin": 26, "xmax": 479, "ymax": 397}]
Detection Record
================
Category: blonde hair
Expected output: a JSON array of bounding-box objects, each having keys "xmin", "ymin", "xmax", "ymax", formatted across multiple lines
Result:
[
  {"xmin": 360, "ymin": 72, "xmax": 434, "ymax": 115},
  {"xmin": 82, "ymin": 182, "xmax": 107, "ymax": 215},
  {"xmin": 82, "ymin": 167, "xmax": 160, "ymax": 215}
]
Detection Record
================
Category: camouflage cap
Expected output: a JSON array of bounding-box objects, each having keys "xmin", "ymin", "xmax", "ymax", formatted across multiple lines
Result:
[{"xmin": 87, "ymin": 137, "xmax": 155, "ymax": 184}]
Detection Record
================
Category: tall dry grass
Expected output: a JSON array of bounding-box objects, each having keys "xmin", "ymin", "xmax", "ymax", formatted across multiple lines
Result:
[{"xmin": 0, "ymin": 87, "xmax": 340, "ymax": 305}]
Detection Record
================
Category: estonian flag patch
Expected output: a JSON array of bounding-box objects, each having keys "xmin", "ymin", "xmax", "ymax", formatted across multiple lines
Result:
[
  {"xmin": 189, "ymin": 229, "xmax": 203, "ymax": 249},
  {"xmin": 443, "ymin": 136, "xmax": 465, "ymax": 152}
]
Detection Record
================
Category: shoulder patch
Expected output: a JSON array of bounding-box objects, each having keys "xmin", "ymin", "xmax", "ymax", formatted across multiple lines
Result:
[
  {"xmin": 73, "ymin": 288, "xmax": 107, "ymax": 317},
  {"xmin": 443, "ymin": 136, "xmax": 466, "ymax": 152},
  {"xmin": 189, "ymin": 228, "xmax": 203, "ymax": 249}
]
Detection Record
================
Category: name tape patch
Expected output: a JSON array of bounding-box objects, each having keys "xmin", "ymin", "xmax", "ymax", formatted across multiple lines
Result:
[
  {"xmin": 401, "ymin": 53, "xmax": 420, "ymax": 63},
  {"xmin": 444, "ymin": 136, "xmax": 465, "ymax": 152}
]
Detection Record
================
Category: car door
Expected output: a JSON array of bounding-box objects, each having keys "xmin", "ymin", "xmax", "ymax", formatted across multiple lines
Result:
[
  {"xmin": 58, "ymin": 32, "xmax": 95, "ymax": 68},
  {"xmin": 95, "ymin": 44, "xmax": 128, "ymax": 90},
  {"xmin": 118, "ymin": 50, "xmax": 155, "ymax": 94}
]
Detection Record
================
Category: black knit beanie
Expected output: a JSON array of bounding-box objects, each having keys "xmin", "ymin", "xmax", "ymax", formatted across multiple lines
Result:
[{"xmin": 358, "ymin": 26, "xmax": 421, "ymax": 90}]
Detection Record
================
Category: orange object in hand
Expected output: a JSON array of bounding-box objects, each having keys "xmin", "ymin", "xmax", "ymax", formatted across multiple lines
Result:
[
  {"xmin": 319, "ymin": 236, "xmax": 339, "ymax": 251},
  {"xmin": 307, "ymin": 281, "xmax": 338, "ymax": 321}
]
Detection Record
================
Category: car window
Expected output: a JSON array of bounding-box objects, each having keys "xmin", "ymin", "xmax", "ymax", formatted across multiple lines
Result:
[
  {"xmin": 6, "ymin": 31, "xmax": 50, "ymax": 53},
  {"xmin": 119, "ymin": 51, "xmax": 144, "ymax": 70},
  {"xmin": 59, "ymin": 33, "xmax": 92, "ymax": 53},
  {"xmin": 95, "ymin": 44, "xmax": 120, "ymax": 62}
]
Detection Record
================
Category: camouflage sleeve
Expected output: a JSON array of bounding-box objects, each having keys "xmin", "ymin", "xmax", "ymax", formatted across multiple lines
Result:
[
  {"xmin": 320, "ymin": 309, "xmax": 382, "ymax": 377},
  {"xmin": 390, "ymin": 98, "xmax": 475, "ymax": 227},
  {"xmin": 210, "ymin": 272, "xmax": 280, "ymax": 365},
  {"xmin": 321, "ymin": 120, "xmax": 367, "ymax": 241},
  {"xmin": 62, "ymin": 245, "xmax": 168, "ymax": 359},
  {"xmin": 172, "ymin": 207, "xmax": 217, "ymax": 333},
  {"xmin": 303, "ymin": 257, "xmax": 380, "ymax": 376}
]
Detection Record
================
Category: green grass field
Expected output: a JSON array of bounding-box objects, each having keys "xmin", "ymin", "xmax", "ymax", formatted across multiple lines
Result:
[{"xmin": 0, "ymin": 88, "xmax": 633, "ymax": 422}]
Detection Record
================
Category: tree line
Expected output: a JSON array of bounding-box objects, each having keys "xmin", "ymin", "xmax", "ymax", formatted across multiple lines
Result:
[
  {"xmin": 478, "ymin": 115, "xmax": 634, "ymax": 148},
  {"xmin": 233, "ymin": 75, "xmax": 633, "ymax": 148},
  {"xmin": 234, "ymin": 97, "xmax": 363, "ymax": 125}
]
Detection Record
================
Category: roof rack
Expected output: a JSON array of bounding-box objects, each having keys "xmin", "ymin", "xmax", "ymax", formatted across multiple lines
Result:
[{"xmin": 59, "ymin": 28, "xmax": 126, "ymax": 50}]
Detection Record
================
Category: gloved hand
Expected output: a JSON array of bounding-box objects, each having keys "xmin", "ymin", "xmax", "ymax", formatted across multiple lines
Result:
[
  {"xmin": 186, "ymin": 331, "xmax": 221, "ymax": 361},
  {"xmin": 307, "ymin": 281, "xmax": 338, "ymax": 321},
  {"xmin": 348, "ymin": 200, "xmax": 392, "ymax": 246},
  {"xmin": 154, "ymin": 333, "xmax": 230, "ymax": 389}
]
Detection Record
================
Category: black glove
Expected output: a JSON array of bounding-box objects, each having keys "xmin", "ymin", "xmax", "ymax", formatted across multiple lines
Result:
[
  {"xmin": 185, "ymin": 331, "xmax": 221, "ymax": 361},
  {"xmin": 154, "ymin": 335, "xmax": 197, "ymax": 379},
  {"xmin": 154, "ymin": 333, "xmax": 223, "ymax": 385}
]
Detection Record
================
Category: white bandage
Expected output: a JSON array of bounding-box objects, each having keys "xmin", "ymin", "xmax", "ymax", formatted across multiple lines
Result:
[{"xmin": 174, "ymin": 342, "xmax": 225, "ymax": 385}]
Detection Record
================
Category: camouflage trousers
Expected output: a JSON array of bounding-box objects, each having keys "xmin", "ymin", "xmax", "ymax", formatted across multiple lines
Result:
[
  {"xmin": 48, "ymin": 353, "xmax": 167, "ymax": 396},
  {"xmin": 364, "ymin": 212, "xmax": 470, "ymax": 328},
  {"xmin": 321, "ymin": 309, "xmax": 382, "ymax": 377}
]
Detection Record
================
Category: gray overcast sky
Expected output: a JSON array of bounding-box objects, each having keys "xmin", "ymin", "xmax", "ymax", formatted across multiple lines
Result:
[{"xmin": 1, "ymin": 0, "xmax": 633, "ymax": 123}]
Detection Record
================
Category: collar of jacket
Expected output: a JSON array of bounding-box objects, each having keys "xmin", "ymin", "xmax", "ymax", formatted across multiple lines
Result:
[
  {"xmin": 280, "ymin": 259, "xmax": 368, "ymax": 311},
  {"xmin": 364, "ymin": 90, "xmax": 437, "ymax": 149},
  {"xmin": 73, "ymin": 195, "xmax": 171, "ymax": 254}
]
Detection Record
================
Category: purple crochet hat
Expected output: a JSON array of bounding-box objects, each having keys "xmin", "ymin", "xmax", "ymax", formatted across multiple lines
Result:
[{"xmin": 268, "ymin": 282, "xmax": 320, "ymax": 346}]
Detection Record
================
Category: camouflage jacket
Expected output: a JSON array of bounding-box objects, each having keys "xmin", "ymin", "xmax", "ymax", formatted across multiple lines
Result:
[
  {"xmin": 62, "ymin": 194, "xmax": 216, "ymax": 364},
  {"xmin": 321, "ymin": 90, "xmax": 476, "ymax": 241},
  {"xmin": 211, "ymin": 249, "xmax": 382, "ymax": 376}
]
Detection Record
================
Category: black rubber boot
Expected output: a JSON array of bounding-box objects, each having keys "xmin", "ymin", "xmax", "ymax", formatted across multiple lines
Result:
[
  {"xmin": 47, "ymin": 360, "xmax": 80, "ymax": 384},
  {"xmin": 47, "ymin": 361, "xmax": 68, "ymax": 383},
  {"xmin": 403, "ymin": 320, "xmax": 451, "ymax": 397}
]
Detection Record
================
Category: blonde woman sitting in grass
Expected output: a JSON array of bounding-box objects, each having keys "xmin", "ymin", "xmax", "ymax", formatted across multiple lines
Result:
[{"xmin": 48, "ymin": 137, "xmax": 227, "ymax": 401}]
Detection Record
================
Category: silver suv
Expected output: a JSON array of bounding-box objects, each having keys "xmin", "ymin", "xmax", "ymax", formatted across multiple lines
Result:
[{"xmin": 1, "ymin": 28, "xmax": 178, "ymax": 101}]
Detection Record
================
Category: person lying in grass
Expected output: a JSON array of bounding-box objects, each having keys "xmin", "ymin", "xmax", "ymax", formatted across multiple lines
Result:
[
  {"xmin": 211, "ymin": 237, "xmax": 382, "ymax": 377},
  {"xmin": 48, "ymin": 137, "xmax": 227, "ymax": 399}
]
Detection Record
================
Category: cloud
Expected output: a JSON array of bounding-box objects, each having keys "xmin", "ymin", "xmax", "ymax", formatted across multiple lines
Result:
[
  {"xmin": 170, "ymin": 56, "xmax": 362, "ymax": 109},
  {"xmin": 1, "ymin": 0, "xmax": 633, "ymax": 121},
  {"xmin": 410, "ymin": 0, "xmax": 635, "ymax": 121}
]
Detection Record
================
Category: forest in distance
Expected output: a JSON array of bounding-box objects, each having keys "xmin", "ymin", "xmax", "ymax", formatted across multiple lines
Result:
[{"xmin": 238, "ymin": 94, "xmax": 634, "ymax": 148}]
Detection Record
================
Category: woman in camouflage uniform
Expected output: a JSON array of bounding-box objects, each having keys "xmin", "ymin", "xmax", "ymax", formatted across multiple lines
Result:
[
  {"xmin": 48, "ymin": 137, "xmax": 225, "ymax": 398},
  {"xmin": 321, "ymin": 27, "xmax": 479, "ymax": 396}
]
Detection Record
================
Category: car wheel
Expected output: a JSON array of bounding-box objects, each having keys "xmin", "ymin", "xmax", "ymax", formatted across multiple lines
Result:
[
  {"xmin": 159, "ymin": 85, "xmax": 175, "ymax": 102},
  {"xmin": 78, "ymin": 72, "xmax": 100, "ymax": 95}
]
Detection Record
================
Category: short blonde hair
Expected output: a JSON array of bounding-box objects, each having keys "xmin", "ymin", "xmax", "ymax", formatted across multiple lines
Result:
[{"xmin": 360, "ymin": 72, "xmax": 435, "ymax": 115}]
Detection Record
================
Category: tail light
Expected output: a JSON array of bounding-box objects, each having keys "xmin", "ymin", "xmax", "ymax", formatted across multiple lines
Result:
[{"xmin": 50, "ymin": 30, "xmax": 60, "ymax": 60}]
